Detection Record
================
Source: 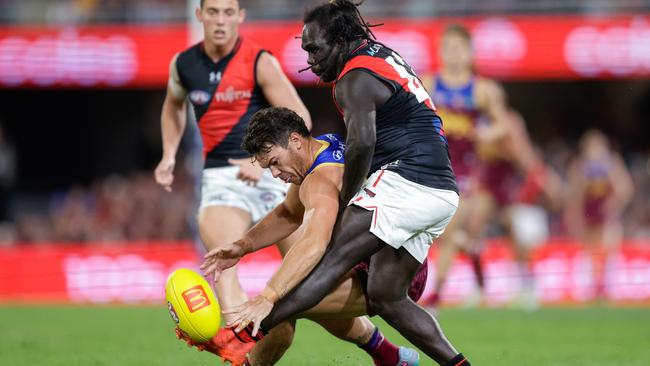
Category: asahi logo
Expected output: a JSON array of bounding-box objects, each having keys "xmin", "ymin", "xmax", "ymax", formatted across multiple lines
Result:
[
  {"xmin": 181, "ymin": 285, "xmax": 211, "ymax": 313},
  {"xmin": 214, "ymin": 86, "xmax": 251, "ymax": 103}
]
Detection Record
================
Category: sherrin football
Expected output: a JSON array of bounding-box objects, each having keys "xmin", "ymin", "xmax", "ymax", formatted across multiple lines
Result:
[{"xmin": 165, "ymin": 268, "xmax": 221, "ymax": 342}]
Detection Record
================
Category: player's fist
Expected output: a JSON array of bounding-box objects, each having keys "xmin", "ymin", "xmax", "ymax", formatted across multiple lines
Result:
[
  {"xmin": 229, "ymin": 158, "xmax": 264, "ymax": 186},
  {"xmin": 155, "ymin": 158, "xmax": 176, "ymax": 192}
]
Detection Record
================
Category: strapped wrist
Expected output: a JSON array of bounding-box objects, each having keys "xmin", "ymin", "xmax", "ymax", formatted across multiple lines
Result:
[{"xmin": 260, "ymin": 286, "xmax": 280, "ymax": 304}]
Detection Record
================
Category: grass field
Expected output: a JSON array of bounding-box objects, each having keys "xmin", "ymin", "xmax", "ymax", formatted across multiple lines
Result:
[{"xmin": 1, "ymin": 305, "xmax": 649, "ymax": 365}]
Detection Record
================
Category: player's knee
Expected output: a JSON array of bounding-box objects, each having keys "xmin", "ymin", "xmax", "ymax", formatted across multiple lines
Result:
[{"xmin": 366, "ymin": 285, "xmax": 400, "ymax": 317}]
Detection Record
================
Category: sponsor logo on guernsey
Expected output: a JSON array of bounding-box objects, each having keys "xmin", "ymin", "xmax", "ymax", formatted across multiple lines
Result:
[
  {"xmin": 333, "ymin": 149, "xmax": 343, "ymax": 161},
  {"xmin": 167, "ymin": 301, "xmax": 180, "ymax": 324},
  {"xmin": 189, "ymin": 90, "xmax": 211, "ymax": 105},
  {"xmin": 214, "ymin": 86, "xmax": 252, "ymax": 103},
  {"xmin": 181, "ymin": 285, "xmax": 211, "ymax": 313},
  {"xmin": 209, "ymin": 71, "xmax": 222, "ymax": 84}
]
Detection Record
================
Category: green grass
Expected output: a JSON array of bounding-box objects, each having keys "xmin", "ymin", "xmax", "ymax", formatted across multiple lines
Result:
[{"xmin": 1, "ymin": 305, "xmax": 649, "ymax": 365}]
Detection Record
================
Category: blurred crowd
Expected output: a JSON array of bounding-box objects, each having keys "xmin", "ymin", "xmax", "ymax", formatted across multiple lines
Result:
[
  {"xmin": 0, "ymin": 128, "xmax": 648, "ymax": 246},
  {"xmin": 2, "ymin": 0, "xmax": 650, "ymax": 24},
  {"xmin": 3, "ymin": 171, "xmax": 197, "ymax": 244}
]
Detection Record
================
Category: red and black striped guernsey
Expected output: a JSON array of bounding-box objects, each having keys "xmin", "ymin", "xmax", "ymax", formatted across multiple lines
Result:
[{"xmin": 176, "ymin": 37, "xmax": 269, "ymax": 168}]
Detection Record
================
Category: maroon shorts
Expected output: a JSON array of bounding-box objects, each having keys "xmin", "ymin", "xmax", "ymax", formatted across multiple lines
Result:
[{"xmin": 353, "ymin": 258, "xmax": 428, "ymax": 316}]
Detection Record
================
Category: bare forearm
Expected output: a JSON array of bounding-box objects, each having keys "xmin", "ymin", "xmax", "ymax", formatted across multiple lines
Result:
[
  {"xmin": 243, "ymin": 205, "xmax": 301, "ymax": 253},
  {"xmin": 340, "ymin": 140, "xmax": 374, "ymax": 202},
  {"xmin": 265, "ymin": 240, "xmax": 326, "ymax": 301},
  {"xmin": 160, "ymin": 98, "xmax": 186, "ymax": 159}
]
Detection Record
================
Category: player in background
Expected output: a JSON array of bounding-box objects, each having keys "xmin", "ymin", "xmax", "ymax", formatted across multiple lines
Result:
[
  {"xmin": 185, "ymin": 107, "xmax": 422, "ymax": 366},
  {"xmin": 153, "ymin": 0, "xmax": 317, "ymax": 364},
  {"xmin": 203, "ymin": 2, "xmax": 472, "ymax": 365},
  {"xmin": 421, "ymin": 23, "xmax": 509, "ymax": 307},
  {"xmin": 565, "ymin": 129, "xmax": 633, "ymax": 299},
  {"xmin": 477, "ymin": 109, "xmax": 564, "ymax": 309}
]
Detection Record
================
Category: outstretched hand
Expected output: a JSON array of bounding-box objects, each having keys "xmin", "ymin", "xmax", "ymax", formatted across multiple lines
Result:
[
  {"xmin": 223, "ymin": 295, "xmax": 273, "ymax": 337},
  {"xmin": 200, "ymin": 242, "xmax": 246, "ymax": 282}
]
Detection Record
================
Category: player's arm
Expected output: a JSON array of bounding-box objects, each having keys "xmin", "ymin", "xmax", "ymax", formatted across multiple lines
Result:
[
  {"xmin": 256, "ymin": 52, "xmax": 312, "ymax": 130},
  {"xmin": 607, "ymin": 154, "xmax": 634, "ymax": 216},
  {"xmin": 475, "ymin": 78, "xmax": 509, "ymax": 144},
  {"xmin": 565, "ymin": 159, "xmax": 586, "ymax": 237},
  {"xmin": 335, "ymin": 70, "xmax": 391, "ymax": 203},
  {"xmin": 238, "ymin": 184, "xmax": 304, "ymax": 253},
  {"xmin": 155, "ymin": 53, "xmax": 187, "ymax": 191},
  {"xmin": 200, "ymin": 184, "xmax": 303, "ymax": 280},
  {"xmin": 260, "ymin": 169, "xmax": 340, "ymax": 303}
]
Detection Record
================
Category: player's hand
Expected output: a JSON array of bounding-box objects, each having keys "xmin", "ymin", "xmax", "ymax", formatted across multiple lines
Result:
[
  {"xmin": 200, "ymin": 242, "xmax": 246, "ymax": 282},
  {"xmin": 223, "ymin": 295, "xmax": 273, "ymax": 337},
  {"xmin": 229, "ymin": 158, "xmax": 264, "ymax": 186},
  {"xmin": 155, "ymin": 158, "xmax": 176, "ymax": 192}
]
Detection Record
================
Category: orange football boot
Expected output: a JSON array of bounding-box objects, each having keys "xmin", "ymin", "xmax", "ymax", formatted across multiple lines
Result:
[{"xmin": 175, "ymin": 327, "xmax": 254, "ymax": 366}]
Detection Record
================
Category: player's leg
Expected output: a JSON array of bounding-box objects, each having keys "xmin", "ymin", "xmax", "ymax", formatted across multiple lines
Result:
[
  {"xmin": 198, "ymin": 205, "xmax": 251, "ymax": 316},
  {"xmin": 429, "ymin": 197, "xmax": 470, "ymax": 306},
  {"xmin": 260, "ymin": 206, "xmax": 385, "ymax": 330},
  {"xmin": 243, "ymin": 229, "xmax": 304, "ymax": 366},
  {"xmin": 508, "ymin": 204, "xmax": 549, "ymax": 309},
  {"xmin": 247, "ymin": 320, "xmax": 296, "ymax": 366},
  {"xmin": 366, "ymin": 246, "xmax": 468, "ymax": 365},
  {"xmin": 461, "ymin": 191, "xmax": 494, "ymax": 306},
  {"xmin": 303, "ymin": 268, "xmax": 421, "ymax": 366}
]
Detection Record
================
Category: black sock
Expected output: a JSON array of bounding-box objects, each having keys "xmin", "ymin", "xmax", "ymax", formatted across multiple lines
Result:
[
  {"xmin": 232, "ymin": 323, "xmax": 268, "ymax": 343},
  {"xmin": 444, "ymin": 353, "xmax": 471, "ymax": 366}
]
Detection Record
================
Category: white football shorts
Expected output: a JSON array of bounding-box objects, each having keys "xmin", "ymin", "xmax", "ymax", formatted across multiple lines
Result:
[
  {"xmin": 199, "ymin": 166, "xmax": 288, "ymax": 223},
  {"xmin": 349, "ymin": 169, "xmax": 459, "ymax": 263},
  {"xmin": 508, "ymin": 204, "xmax": 549, "ymax": 248}
]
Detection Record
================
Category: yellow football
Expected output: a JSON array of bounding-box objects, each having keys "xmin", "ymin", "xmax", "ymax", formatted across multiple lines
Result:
[{"xmin": 165, "ymin": 268, "xmax": 221, "ymax": 342}]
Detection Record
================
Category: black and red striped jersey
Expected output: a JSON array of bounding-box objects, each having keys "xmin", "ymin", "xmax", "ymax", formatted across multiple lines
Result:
[
  {"xmin": 334, "ymin": 40, "xmax": 458, "ymax": 193},
  {"xmin": 175, "ymin": 37, "xmax": 269, "ymax": 168}
]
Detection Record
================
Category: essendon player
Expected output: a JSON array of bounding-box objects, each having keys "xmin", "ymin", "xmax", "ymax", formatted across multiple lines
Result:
[
  {"xmin": 154, "ymin": 0, "xmax": 314, "ymax": 364},
  {"xmin": 202, "ymin": 2, "xmax": 471, "ymax": 365}
]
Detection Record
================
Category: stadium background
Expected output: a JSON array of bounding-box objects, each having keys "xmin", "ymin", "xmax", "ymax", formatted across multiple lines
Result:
[{"xmin": 1, "ymin": 1, "xmax": 649, "ymax": 365}]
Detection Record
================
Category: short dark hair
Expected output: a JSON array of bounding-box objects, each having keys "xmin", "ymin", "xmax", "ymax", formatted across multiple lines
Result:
[
  {"xmin": 200, "ymin": 0, "xmax": 241, "ymax": 9},
  {"xmin": 442, "ymin": 23, "xmax": 472, "ymax": 43},
  {"xmin": 303, "ymin": 0, "xmax": 377, "ymax": 46},
  {"xmin": 242, "ymin": 107, "xmax": 310, "ymax": 156}
]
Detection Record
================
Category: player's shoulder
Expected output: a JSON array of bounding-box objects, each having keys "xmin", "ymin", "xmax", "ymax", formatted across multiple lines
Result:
[
  {"xmin": 175, "ymin": 42, "xmax": 203, "ymax": 68},
  {"xmin": 475, "ymin": 76, "xmax": 504, "ymax": 94},
  {"xmin": 303, "ymin": 164, "xmax": 342, "ymax": 193},
  {"xmin": 255, "ymin": 50, "xmax": 280, "ymax": 70}
]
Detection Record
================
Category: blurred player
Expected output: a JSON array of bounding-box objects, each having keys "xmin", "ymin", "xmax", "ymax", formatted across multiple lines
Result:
[
  {"xmin": 203, "ymin": 2, "xmax": 472, "ymax": 365},
  {"xmin": 154, "ymin": 0, "xmax": 312, "ymax": 364},
  {"xmin": 194, "ymin": 107, "xmax": 422, "ymax": 366},
  {"xmin": 422, "ymin": 24, "xmax": 509, "ymax": 307},
  {"xmin": 566, "ymin": 129, "xmax": 634, "ymax": 299},
  {"xmin": 478, "ymin": 110, "xmax": 564, "ymax": 309}
]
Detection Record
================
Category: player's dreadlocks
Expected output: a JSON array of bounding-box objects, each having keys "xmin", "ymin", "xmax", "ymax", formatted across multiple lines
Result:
[{"xmin": 303, "ymin": 0, "xmax": 381, "ymax": 45}]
